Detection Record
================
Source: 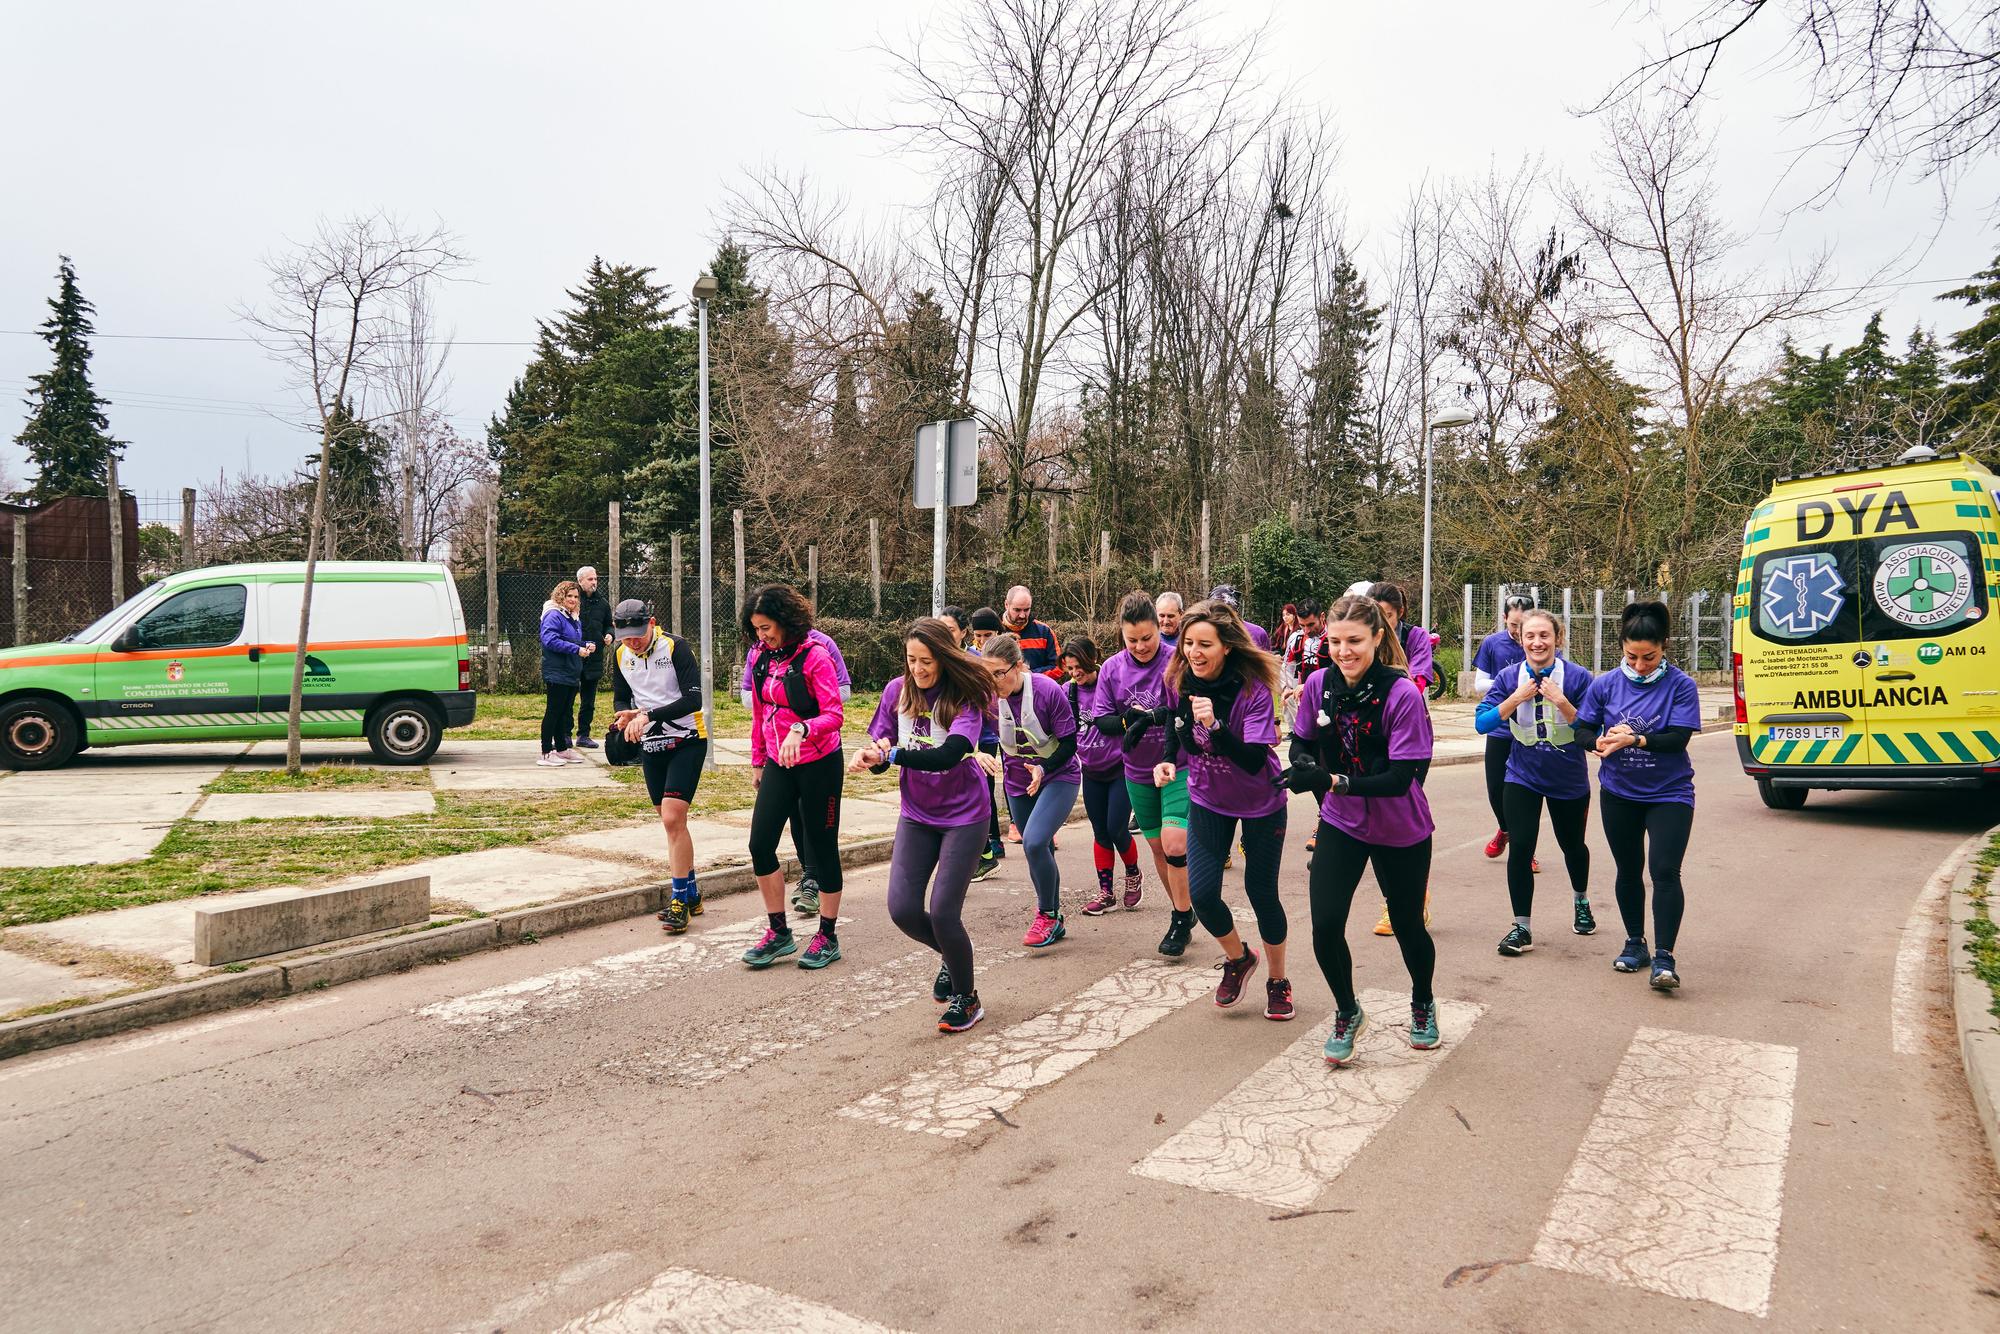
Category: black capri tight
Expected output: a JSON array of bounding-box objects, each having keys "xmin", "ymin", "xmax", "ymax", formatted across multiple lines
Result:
[
  {"xmin": 1501, "ymin": 782, "xmax": 1590, "ymax": 917},
  {"xmin": 1483, "ymin": 734, "xmax": 1511, "ymax": 830},
  {"xmin": 749, "ymin": 749, "xmax": 844, "ymax": 895},
  {"xmin": 541, "ymin": 682, "xmax": 578, "ymax": 754},
  {"xmin": 1598, "ymin": 790, "xmax": 1692, "ymax": 951},
  {"xmin": 1185, "ymin": 799, "xmax": 1288, "ymax": 945},
  {"xmin": 1082, "ymin": 772, "xmax": 1136, "ymax": 858},
  {"xmin": 1310, "ymin": 822, "xmax": 1434, "ymax": 1012}
]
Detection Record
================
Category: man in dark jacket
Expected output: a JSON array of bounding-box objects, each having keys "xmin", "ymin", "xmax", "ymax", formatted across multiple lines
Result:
[
  {"xmin": 574, "ymin": 566, "xmax": 614, "ymax": 749},
  {"xmin": 1002, "ymin": 584, "xmax": 1063, "ymax": 677}
]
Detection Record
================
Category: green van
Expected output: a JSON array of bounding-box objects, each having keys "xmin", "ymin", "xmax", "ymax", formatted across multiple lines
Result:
[{"xmin": 0, "ymin": 561, "xmax": 476, "ymax": 770}]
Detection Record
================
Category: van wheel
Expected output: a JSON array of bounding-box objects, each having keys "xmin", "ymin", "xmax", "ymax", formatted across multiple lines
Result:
[
  {"xmin": 366, "ymin": 699, "xmax": 442, "ymax": 765},
  {"xmin": 1757, "ymin": 779, "xmax": 1808, "ymax": 811},
  {"xmin": 0, "ymin": 697, "xmax": 81, "ymax": 770}
]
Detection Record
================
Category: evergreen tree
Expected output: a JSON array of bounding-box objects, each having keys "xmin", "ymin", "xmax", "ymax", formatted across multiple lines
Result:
[
  {"xmin": 1889, "ymin": 326, "xmax": 1949, "ymax": 448},
  {"xmin": 14, "ymin": 256, "xmax": 124, "ymax": 501},
  {"xmin": 1940, "ymin": 251, "xmax": 2000, "ymax": 441},
  {"xmin": 1836, "ymin": 311, "xmax": 1900, "ymax": 458},
  {"xmin": 1302, "ymin": 250, "xmax": 1380, "ymax": 517},
  {"xmin": 305, "ymin": 400, "xmax": 401, "ymax": 557}
]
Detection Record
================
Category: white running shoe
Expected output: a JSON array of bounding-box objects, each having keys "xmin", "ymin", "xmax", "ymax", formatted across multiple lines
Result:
[
  {"xmin": 536, "ymin": 754, "xmax": 566, "ymax": 767},
  {"xmin": 557, "ymin": 749, "xmax": 586, "ymax": 763}
]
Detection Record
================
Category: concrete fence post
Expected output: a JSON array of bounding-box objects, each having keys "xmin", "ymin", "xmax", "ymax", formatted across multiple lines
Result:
[
  {"xmin": 1200, "ymin": 499, "xmax": 1211, "ymax": 590},
  {"xmin": 607, "ymin": 501, "xmax": 621, "ymax": 606},
  {"xmin": 1688, "ymin": 590, "xmax": 1702, "ymax": 673},
  {"xmin": 868, "ymin": 518, "xmax": 882, "ymax": 617},
  {"xmin": 1593, "ymin": 588, "xmax": 1605, "ymax": 673},
  {"xmin": 180, "ymin": 487, "xmax": 196, "ymax": 568},
  {"xmin": 484, "ymin": 504, "xmax": 499, "ymax": 692},
  {"xmin": 732, "ymin": 509, "xmax": 746, "ymax": 615},
  {"xmin": 808, "ymin": 544, "xmax": 819, "ymax": 608},
  {"xmin": 670, "ymin": 533, "xmax": 684, "ymax": 636},
  {"xmin": 1561, "ymin": 586, "xmax": 1573, "ymax": 646},
  {"xmin": 11, "ymin": 516, "xmax": 26, "ymax": 647},
  {"xmin": 1046, "ymin": 497, "xmax": 1058, "ymax": 571},
  {"xmin": 1099, "ymin": 530, "xmax": 1110, "ymax": 569},
  {"xmin": 106, "ymin": 455, "xmax": 124, "ymax": 608},
  {"xmin": 1461, "ymin": 583, "xmax": 1473, "ymax": 680}
]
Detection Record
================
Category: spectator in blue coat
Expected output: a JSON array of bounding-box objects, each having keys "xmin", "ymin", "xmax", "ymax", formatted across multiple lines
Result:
[{"xmin": 538, "ymin": 579, "xmax": 596, "ymax": 766}]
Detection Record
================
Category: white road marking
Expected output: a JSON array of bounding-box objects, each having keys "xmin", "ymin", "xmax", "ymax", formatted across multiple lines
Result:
[
  {"xmin": 0, "ymin": 995, "xmax": 342, "ymax": 1086},
  {"xmin": 552, "ymin": 1267, "xmax": 907, "ymax": 1333},
  {"xmin": 608, "ymin": 949, "xmax": 1030, "ymax": 1088},
  {"xmin": 416, "ymin": 921, "xmax": 764, "ymax": 1034},
  {"xmin": 1531, "ymin": 1026, "xmax": 1799, "ymax": 1318},
  {"xmin": 1132, "ymin": 988, "xmax": 1484, "ymax": 1208},
  {"xmin": 1891, "ymin": 831, "xmax": 1986, "ymax": 1055},
  {"xmin": 450, "ymin": 1250, "xmax": 631, "ymax": 1334},
  {"xmin": 838, "ymin": 958, "xmax": 1213, "ymax": 1138}
]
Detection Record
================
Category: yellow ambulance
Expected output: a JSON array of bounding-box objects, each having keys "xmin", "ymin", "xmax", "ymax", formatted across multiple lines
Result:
[{"xmin": 1733, "ymin": 445, "xmax": 2000, "ymax": 808}]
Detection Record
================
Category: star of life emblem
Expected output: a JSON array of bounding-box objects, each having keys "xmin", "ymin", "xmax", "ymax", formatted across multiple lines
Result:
[{"xmin": 1761, "ymin": 553, "xmax": 1846, "ymax": 637}]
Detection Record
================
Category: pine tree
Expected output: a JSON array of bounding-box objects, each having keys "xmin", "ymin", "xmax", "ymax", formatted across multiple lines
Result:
[
  {"xmin": 1889, "ymin": 326, "xmax": 1949, "ymax": 448},
  {"xmin": 305, "ymin": 400, "xmax": 400, "ymax": 557},
  {"xmin": 1837, "ymin": 311, "xmax": 1900, "ymax": 458},
  {"xmin": 1303, "ymin": 250, "xmax": 1380, "ymax": 504},
  {"xmin": 1939, "ymin": 251, "xmax": 2000, "ymax": 441},
  {"xmin": 14, "ymin": 256, "xmax": 124, "ymax": 500}
]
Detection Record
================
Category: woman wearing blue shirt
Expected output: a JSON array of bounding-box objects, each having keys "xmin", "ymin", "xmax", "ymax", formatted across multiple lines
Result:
[
  {"xmin": 1471, "ymin": 596, "xmax": 1534, "ymax": 861},
  {"xmin": 1476, "ymin": 609, "xmax": 1596, "ymax": 956}
]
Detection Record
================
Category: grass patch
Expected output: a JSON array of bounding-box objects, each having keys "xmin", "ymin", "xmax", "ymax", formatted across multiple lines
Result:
[
  {"xmin": 206, "ymin": 765, "xmax": 432, "ymax": 793},
  {"xmin": 1964, "ymin": 833, "xmax": 2000, "ymax": 1021},
  {"xmin": 456, "ymin": 691, "xmax": 885, "ymax": 744}
]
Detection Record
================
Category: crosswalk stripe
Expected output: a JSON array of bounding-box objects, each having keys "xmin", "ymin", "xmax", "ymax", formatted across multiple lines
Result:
[
  {"xmin": 607, "ymin": 949, "xmax": 1029, "ymax": 1088},
  {"xmin": 1530, "ymin": 1026, "xmax": 1799, "ymax": 1317},
  {"xmin": 415, "ymin": 921, "xmax": 765, "ymax": 1034},
  {"xmin": 838, "ymin": 958, "xmax": 1213, "ymax": 1138},
  {"xmin": 1132, "ymin": 988, "xmax": 1485, "ymax": 1208},
  {"xmin": 552, "ymin": 1267, "xmax": 907, "ymax": 1333}
]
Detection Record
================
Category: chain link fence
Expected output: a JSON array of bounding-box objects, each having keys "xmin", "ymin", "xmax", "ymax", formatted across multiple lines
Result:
[{"xmin": 1450, "ymin": 583, "xmax": 1733, "ymax": 688}]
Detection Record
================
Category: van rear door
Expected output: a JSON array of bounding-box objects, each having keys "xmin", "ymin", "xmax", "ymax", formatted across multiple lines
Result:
[
  {"xmin": 1743, "ymin": 527, "xmax": 1868, "ymax": 770},
  {"xmin": 1856, "ymin": 473, "xmax": 2000, "ymax": 772}
]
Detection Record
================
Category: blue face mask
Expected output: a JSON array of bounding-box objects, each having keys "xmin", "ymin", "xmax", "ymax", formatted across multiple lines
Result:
[{"xmin": 1621, "ymin": 661, "xmax": 1666, "ymax": 685}]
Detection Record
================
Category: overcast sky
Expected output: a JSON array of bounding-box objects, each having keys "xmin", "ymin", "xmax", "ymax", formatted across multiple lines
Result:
[{"xmin": 5, "ymin": 0, "xmax": 1995, "ymax": 509}]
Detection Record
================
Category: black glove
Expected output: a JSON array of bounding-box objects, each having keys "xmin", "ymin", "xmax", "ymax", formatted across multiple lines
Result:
[{"xmin": 1277, "ymin": 757, "xmax": 1332, "ymax": 797}]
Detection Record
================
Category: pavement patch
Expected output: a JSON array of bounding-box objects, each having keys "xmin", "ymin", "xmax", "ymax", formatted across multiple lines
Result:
[
  {"xmin": 551, "ymin": 1267, "xmax": 907, "ymax": 1333},
  {"xmin": 388, "ymin": 847, "xmax": 649, "ymax": 914},
  {"xmin": 0, "ymin": 951, "xmax": 128, "ymax": 1015}
]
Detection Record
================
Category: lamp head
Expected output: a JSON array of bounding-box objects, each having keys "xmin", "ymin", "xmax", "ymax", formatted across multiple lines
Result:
[
  {"xmin": 1430, "ymin": 404, "xmax": 1475, "ymax": 429},
  {"xmin": 691, "ymin": 272, "xmax": 719, "ymax": 301}
]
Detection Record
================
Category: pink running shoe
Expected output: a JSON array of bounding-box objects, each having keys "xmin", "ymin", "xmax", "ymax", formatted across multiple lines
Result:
[
  {"xmin": 1082, "ymin": 885, "xmax": 1119, "ymax": 916},
  {"xmin": 1022, "ymin": 911, "xmax": 1067, "ymax": 949},
  {"xmin": 1122, "ymin": 867, "xmax": 1143, "ymax": 910}
]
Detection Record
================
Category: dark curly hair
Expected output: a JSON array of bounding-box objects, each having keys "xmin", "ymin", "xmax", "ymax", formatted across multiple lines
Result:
[{"xmin": 739, "ymin": 583, "xmax": 814, "ymax": 647}]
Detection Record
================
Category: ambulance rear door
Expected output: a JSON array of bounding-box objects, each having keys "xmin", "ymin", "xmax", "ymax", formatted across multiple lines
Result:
[{"xmin": 1743, "ymin": 526, "xmax": 1867, "ymax": 771}]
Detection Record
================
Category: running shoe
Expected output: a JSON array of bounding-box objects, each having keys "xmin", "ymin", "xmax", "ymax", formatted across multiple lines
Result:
[
  {"xmin": 1373, "ymin": 903, "xmax": 1395, "ymax": 936},
  {"xmin": 1484, "ymin": 829, "xmax": 1508, "ymax": 859},
  {"xmin": 1498, "ymin": 924, "xmax": 1534, "ymax": 956},
  {"xmin": 557, "ymin": 749, "xmax": 587, "ymax": 764},
  {"xmin": 658, "ymin": 899, "xmax": 690, "ymax": 935},
  {"xmin": 742, "ymin": 928, "xmax": 797, "ymax": 969},
  {"xmin": 1532, "ymin": 857, "xmax": 1542, "ymax": 874},
  {"xmin": 1157, "ymin": 913, "xmax": 1193, "ymax": 957},
  {"xmin": 1083, "ymin": 884, "xmax": 1119, "ymax": 916},
  {"xmin": 1613, "ymin": 936, "xmax": 1649, "ymax": 973},
  {"xmin": 933, "ymin": 963, "xmax": 953, "ymax": 1004},
  {"xmin": 1224, "ymin": 852, "xmax": 1235, "ymax": 870},
  {"xmin": 1122, "ymin": 867, "xmax": 1143, "ymax": 909},
  {"xmin": 1213, "ymin": 946, "xmax": 1260, "ymax": 1007},
  {"xmin": 535, "ymin": 754, "xmax": 567, "ymax": 767},
  {"xmin": 973, "ymin": 851, "xmax": 1000, "ymax": 882},
  {"xmin": 1572, "ymin": 898, "xmax": 1596, "ymax": 936},
  {"xmin": 1650, "ymin": 951, "xmax": 1681, "ymax": 990},
  {"xmin": 1264, "ymin": 977, "xmax": 1295, "ymax": 1022},
  {"xmin": 1409, "ymin": 1001, "xmax": 1440, "ymax": 1050},
  {"xmin": 686, "ymin": 888, "xmax": 704, "ymax": 916},
  {"xmin": 1005, "ymin": 823, "xmax": 1023, "ymax": 844},
  {"xmin": 797, "ymin": 931, "xmax": 841, "ymax": 970},
  {"xmin": 939, "ymin": 992, "xmax": 984, "ymax": 1033},
  {"xmin": 1324, "ymin": 1006, "xmax": 1367, "ymax": 1066},
  {"xmin": 791, "ymin": 876, "xmax": 820, "ymax": 918},
  {"xmin": 1024, "ymin": 911, "xmax": 1066, "ymax": 949},
  {"xmin": 987, "ymin": 837, "xmax": 1007, "ymax": 861},
  {"xmin": 576, "ymin": 737, "xmax": 601, "ymax": 750},
  {"xmin": 1306, "ymin": 834, "xmax": 1317, "ymax": 853}
]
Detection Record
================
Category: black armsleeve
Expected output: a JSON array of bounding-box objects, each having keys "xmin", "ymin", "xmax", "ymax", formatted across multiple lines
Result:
[
  {"xmin": 1091, "ymin": 711, "xmax": 1126, "ymax": 736},
  {"xmin": 647, "ymin": 639, "xmax": 704, "ymax": 723},
  {"xmin": 1643, "ymin": 725, "xmax": 1695, "ymax": 754},
  {"xmin": 1288, "ymin": 735, "xmax": 1317, "ymax": 767},
  {"xmin": 1344, "ymin": 757, "xmax": 1422, "ymax": 798},
  {"xmin": 1042, "ymin": 733, "xmax": 1078, "ymax": 772},
  {"xmin": 1208, "ymin": 726, "xmax": 1272, "ymax": 774},
  {"xmin": 611, "ymin": 657, "xmax": 633, "ymax": 713},
  {"xmin": 1572, "ymin": 720, "xmax": 1601, "ymax": 749},
  {"xmin": 894, "ymin": 735, "xmax": 974, "ymax": 771}
]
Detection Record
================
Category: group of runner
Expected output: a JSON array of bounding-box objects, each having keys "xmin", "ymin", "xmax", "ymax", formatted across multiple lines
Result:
[{"xmin": 594, "ymin": 574, "xmax": 1701, "ymax": 1060}]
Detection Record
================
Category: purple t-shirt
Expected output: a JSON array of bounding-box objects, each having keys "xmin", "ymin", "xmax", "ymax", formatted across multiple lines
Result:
[
  {"xmin": 1183, "ymin": 676, "xmax": 1284, "ymax": 819},
  {"xmin": 1094, "ymin": 643, "xmax": 1178, "ymax": 783},
  {"xmin": 868, "ymin": 678, "xmax": 989, "ymax": 828},
  {"xmin": 1071, "ymin": 677, "xmax": 1122, "ymax": 778},
  {"xmin": 1480, "ymin": 657, "xmax": 1595, "ymax": 801},
  {"xmin": 1400, "ymin": 623, "xmax": 1434, "ymax": 684},
  {"xmin": 1472, "ymin": 630, "xmax": 1524, "ymax": 687},
  {"xmin": 998, "ymin": 669, "xmax": 1082, "ymax": 796},
  {"xmin": 1576, "ymin": 665, "xmax": 1702, "ymax": 806},
  {"xmin": 1245, "ymin": 621, "xmax": 1272, "ymax": 652},
  {"xmin": 1292, "ymin": 671, "xmax": 1434, "ymax": 847}
]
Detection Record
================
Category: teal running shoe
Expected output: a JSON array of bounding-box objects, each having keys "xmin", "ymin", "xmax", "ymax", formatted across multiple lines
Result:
[
  {"xmin": 742, "ymin": 928, "xmax": 798, "ymax": 969},
  {"xmin": 1323, "ymin": 1006, "xmax": 1367, "ymax": 1067},
  {"xmin": 797, "ymin": 930, "xmax": 842, "ymax": 970},
  {"xmin": 1409, "ymin": 1001, "xmax": 1440, "ymax": 1050}
]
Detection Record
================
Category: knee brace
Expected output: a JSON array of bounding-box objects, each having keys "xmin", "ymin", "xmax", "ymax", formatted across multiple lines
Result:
[{"xmin": 1165, "ymin": 853, "xmax": 1187, "ymax": 868}]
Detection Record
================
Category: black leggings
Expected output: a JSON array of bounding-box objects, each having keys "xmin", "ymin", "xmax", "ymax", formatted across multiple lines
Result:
[
  {"xmin": 886, "ymin": 817, "xmax": 986, "ymax": 995},
  {"xmin": 1502, "ymin": 782, "xmax": 1590, "ymax": 917},
  {"xmin": 981, "ymin": 740, "xmax": 1003, "ymax": 844},
  {"xmin": 750, "ymin": 749, "xmax": 844, "ymax": 895},
  {"xmin": 1186, "ymin": 799, "xmax": 1288, "ymax": 945},
  {"xmin": 1081, "ymin": 772, "xmax": 1137, "ymax": 858},
  {"xmin": 1599, "ymin": 790, "xmax": 1693, "ymax": 951},
  {"xmin": 575, "ymin": 673, "xmax": 602, "ymax": 739},
  {"xmin": 1310, "ymin": 822, "xmax": 1434, "ymax": 1012},
  {"xmin": 541, "ymin": 682, "xmax": 578, "ymax": 754},
  {"xmin": 1484, "ymin": 734, "xmax": 1511, "ymax": 829}
]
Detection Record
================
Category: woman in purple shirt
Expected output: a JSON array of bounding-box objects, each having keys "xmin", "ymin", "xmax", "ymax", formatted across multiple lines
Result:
[
  {"xmin": 982, "ymin": 634, "xmax": 1082, "ymax": 949},
  {"xmin": 1476, "ymin": 609, "xmax": 1597, "ymax": 958},
  {"xmin": 1064, "ymin": 637, "xmax": 1144, "ymax": 916},
  {"xmin": 855, "ymin": 618, "xmax": 1003, "ymax": 1033},
  {"xmin": 1160, "ymin": 602, "xmax": 1294, "ymax": 1020},
  {"xmin": 1573, "ymin": 601, "xmax": 1702, "ymax": 991},
  {"xmin": 1287, "ymin": 595, "xmax": 1440, "ymax": 1066}
]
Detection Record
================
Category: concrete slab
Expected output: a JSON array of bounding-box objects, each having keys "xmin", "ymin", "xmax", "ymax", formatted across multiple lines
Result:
[
  {"xmin": 195, "ymin": 876, "xmax": 431, "ymax": 966},
  {"xmin": 353, "ymin": 847, "xmax": 648, "ymax": 914},
  {"xmin": 15, "ymin": 886, "xmax": 318, "ymax": 971},
  {"xmin": 0, "ymin": 795, "xmax": 193, "ymax": 827},
  {"xmin": 191, "ymin": 791, "xmax": 438, "ymax": 823},
  {"xmin": 0, "ymin": 951, "xmax": 128, "ymax": 1015},
  {"xmin": 0, "ymin": 823, "xmax": 176, "ymax": 868},
  {"xmin": 431, "ymin": 763, "xmax": 616, "ymax": 791},
  {"xmin": 2, "ymin": 767, "xmax": 222, "ymax": 797},
  {"xmin": 555, "ymin": 820, "xmax": 753, "ymax": 868}
]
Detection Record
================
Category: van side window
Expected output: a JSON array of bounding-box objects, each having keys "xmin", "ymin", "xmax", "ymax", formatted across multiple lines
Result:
[
  {"xmin": 129, "ymin": 585, "xmax": 247, "ymax": 651},
  {"xmin": 1862, "ymin": 532, "xmax": 1988, "ymax": 640},
  {"xmin": 1751, "ymin": 544, "xmax": 1860, "ymax": 647}
]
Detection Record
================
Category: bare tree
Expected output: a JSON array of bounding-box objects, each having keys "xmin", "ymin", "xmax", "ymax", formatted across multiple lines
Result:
[
  {"xmin": 382, "ymin": 280, "xmax": 453, "ymax": 559},
  {"xmin": 241, "ymin": 213, "xmax": 465, "ymax": 772}
]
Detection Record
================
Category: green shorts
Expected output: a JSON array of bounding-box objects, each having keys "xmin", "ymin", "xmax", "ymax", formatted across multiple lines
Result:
[{"xmin": 1124, "ymin": 770, "xmax": 1189, "ymax": 839}]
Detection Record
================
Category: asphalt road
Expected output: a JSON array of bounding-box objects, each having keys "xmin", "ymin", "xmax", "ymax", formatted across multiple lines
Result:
[{"xmin": 3, "ymin": 733, "xmax": 1997, "ymax": 1333}]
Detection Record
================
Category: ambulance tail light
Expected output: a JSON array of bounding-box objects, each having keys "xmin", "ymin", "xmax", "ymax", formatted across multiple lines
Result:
[
  {"xmin": 458, "ymin": 657, "xmax": 472, "ymax": 691},
  {"xmin": 1732, "ymin": 652, "xmax": 1746, "ymax": 725}
]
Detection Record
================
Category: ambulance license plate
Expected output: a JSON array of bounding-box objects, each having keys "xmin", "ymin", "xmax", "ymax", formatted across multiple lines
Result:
[{"xmin": 1768, "ymin": 725, "xmax": 1842, "ymax": 742}]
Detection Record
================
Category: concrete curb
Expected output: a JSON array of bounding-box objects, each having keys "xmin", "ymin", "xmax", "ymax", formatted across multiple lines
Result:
[{"xmin": 1944, "ymin": 826, "xmax": 2000, "ymax": 1178}]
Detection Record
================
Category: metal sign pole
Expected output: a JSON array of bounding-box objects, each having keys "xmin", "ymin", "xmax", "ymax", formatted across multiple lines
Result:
[{"xmin": 931, "ymin": 417, "xmax": 949, "ymax": 617}]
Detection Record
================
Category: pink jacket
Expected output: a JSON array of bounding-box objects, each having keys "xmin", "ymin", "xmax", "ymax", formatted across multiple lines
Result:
[{"xmin": 749, "ymin": 639, "xmax": 845, "ymax": 767}]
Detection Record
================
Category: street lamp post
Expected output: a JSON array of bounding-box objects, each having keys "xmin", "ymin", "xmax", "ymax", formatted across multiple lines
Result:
[
  {"xmin": 1420, "ymin": 402, "xmax": 1476, "ymax": 634},
  {"xmin": 692, "ymin": 271, "xmax": 719, "ymax": 769}
]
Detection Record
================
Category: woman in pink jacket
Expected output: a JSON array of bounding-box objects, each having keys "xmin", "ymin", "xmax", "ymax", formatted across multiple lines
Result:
[{"xmin": 739, "ymin": 584, "xmax": 848, "ymax": 971}]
